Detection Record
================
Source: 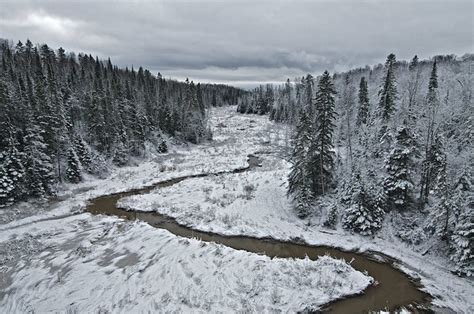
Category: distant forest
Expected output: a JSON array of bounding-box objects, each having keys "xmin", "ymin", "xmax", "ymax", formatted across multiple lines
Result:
[
  {"xmin": 239, "ymin": 53, "xmax": 473, "ymax": 276},
  {"xmin": 0, "ymin": 39, "xmax": 245, "ymax": 205}
]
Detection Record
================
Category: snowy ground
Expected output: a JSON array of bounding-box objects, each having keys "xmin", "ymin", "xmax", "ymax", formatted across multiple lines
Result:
[
  {"xmin": 119, "ymin": 108, "xmax": 473, "ymax": 312},
  {"xmin": 0, "ymin": 106, "xmax": 374, "ymax": 313},
  {"xmin": 0, "ymin": 214, "xmax": 370, "ymax": 312}
]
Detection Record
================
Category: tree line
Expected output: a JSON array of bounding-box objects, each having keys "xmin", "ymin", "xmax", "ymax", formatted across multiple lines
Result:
[
  {"xmin": 240, "ymin": 53, "xmax": 473, "ymax": 276},
  {"xmin": 0, "ymin": 39, "xmax": 245, "ymax": 206}
]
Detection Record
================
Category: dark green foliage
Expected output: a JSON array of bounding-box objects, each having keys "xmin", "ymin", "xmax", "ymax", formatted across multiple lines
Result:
[
  {"xmin": 356, "ymin": 77, "xmax": 370, "ymax": 126},
  {"xmin": 308, "ymin": 70, "xmax": 337, "ymax": 196},
  {"xmin": 112, "ymin": 141, "xmax": 129, "ymax": 166},
  {"xmin": 343, "ymin": 172, "xmax": 385, "ymax": 235},
  {"xmin": 384, "ymin": 126, "xmax": 416, "ymax": 210},
  {"xmin": 419, "ymin": 61, "xmax": 441, "ymax": 206},
  {"xmin": 74, "ymin": 137, "xmax": 93, "ymax": 173},
  {"xmin": 23, "ymin": 120, "xmax": 55, "ymax": 199},
  {"xmin": 66, "ymin": 147, "xmax": 82, "ymax": 183},
  {"xmin": 288, "ymin": 111, "xmax": 314, "ymax": 217},
  {"xmin": 0, "ymin": 146, "xmax": 25, "ymax": 207},
  {"xmin": 378, "ymin": 53, "xmax": 397, "ymax": 121},
  {"xmin": 0, "ymin": 40, "xmax": 245, "ymax": 205}
]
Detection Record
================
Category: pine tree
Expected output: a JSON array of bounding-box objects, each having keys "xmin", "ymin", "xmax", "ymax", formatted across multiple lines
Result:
[
  {"xmin": 383, "ymin": 125, "xmax": 416, "ymax": 210},
  {"xmin": 308, "ymin": 70, "xmax": 337, "ymax": 196},
  {"xmin": 419, "ymin": 60, "xmax": 440, "ymax": 206},
  {"xmin": 74, "ymin": 136, "xmax": 93, "ymax": 173},
  {"xmin": 23, "ymin": 117, "xmax": 55, "ymax": 199},
  {"xmin": 112, "ymin": 140, "xmax": 129, "ymax": 166},
  {"xmin": 288, "ymin": 111, "xmax": 314, "ymax": 218},
  {"xmin": 449, "ymin": 171, "xmax": 473, "ymax": 276},
  {"xmin": 356, "ymin": 77, "xmax": 370, "ymax": 126},
  {"xmin": 407, "ymin": 55, "xmax": 421, "ymax": 124},
  {"xmin": 66, "ymin": 147, "xmax": 82, "ymax": 183},
  {"xmin": 343, "ymin": 171, "xmax": 385, "ymax": 235},
  {"xmin": 378, "ymin": 53, "xmax": 397, "ymax": 121}
]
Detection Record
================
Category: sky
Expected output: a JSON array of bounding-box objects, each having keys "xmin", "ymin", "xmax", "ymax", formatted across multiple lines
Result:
[{"xmin": 1, "ymin": 0, "xmax": 473, "ymax": 88}]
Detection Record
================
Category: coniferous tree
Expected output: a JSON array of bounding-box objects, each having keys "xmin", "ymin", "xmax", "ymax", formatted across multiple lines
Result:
[
  {"xmin": 343, "ymin": 171, "xmax": 385, "ymax": 235},
  {"xmin": 66, "ymin": 147, "xmax": 82, "ymax": 183},
  {"xmin": 356, "ymin": 77, "xmax": 370, "ymax": 126},
  {"xmin": 308, "ymin": 71, "xmax": 337, "ymax": 196},
  {"xmin": 449, "ymin": 171, "xmax": 473, "ymax": 276},
  {"xmin": 23, "ymin": 117, "xmax": 55, "ymax": 198},
  {"xmin": 378, "ymin": 53, "xmax": 397, "ymax": 121},
  {"xmin": 419, "ymin": 60, "xmax": 440, "ymax": 206},
  {"xmin": 384, "ymin": 125, "xmax": 416, "ymax": 210},
  {"xmin": 407, "ymin": 55, "xmax": 421, "ymax": 124},
  {"xmin": 288, "ymin": 111, "xmax": 314, "ymax": 217}
]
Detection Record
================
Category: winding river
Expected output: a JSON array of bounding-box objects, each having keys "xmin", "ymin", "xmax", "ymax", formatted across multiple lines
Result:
[{"xmin": 85, "ymin": 155, "xmax": 431, "ymax": 313}]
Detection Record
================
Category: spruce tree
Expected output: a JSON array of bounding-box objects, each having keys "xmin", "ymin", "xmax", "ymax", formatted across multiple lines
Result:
[
  {"xmin": 383, "ymin": 125, "xmax": 416, "ymax": 210},
  {"xmin": 448, "ymin": 168, "xmax": 473, "ymax": 275},
  {"xmin": 419, "ymin": 60, "xmax": 440, "ymax": 206},
  {"xmin": 378, "ymin": 53, "xmax": 397, "ymax": 121},
  {"xmin": 66, "ymin": 147, "xmax": 82, "ymax": 183},
  {"xmin": 74, "ymin": 136, "xmax": 93, "ymax": 173},
  {"xmin": 288, "ymin": 111, "xmax": 314, "ymax": 218},
  {"xmin": 308, "ymin": 70, "xmax": 337, "ymax": 196},
  {"xmin": 356, "ymin": 77, "xmax": 370, "ymax": 126},
  {"xmin": 343, "ymin": 171, "xmax": 384, "ymax": 235},
  {"xmin": 23, "ymin": 117, "xmax": 55, "ymax": 199}
]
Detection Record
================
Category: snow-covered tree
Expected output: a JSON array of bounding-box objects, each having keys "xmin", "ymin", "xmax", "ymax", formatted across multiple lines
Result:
[
  {"xmin": 450, "ymin": 192, "xmax": 474, "ymax": 276},
  {"xmin": 112, "ymin": 141, "xmax": 129, "ymax": 166},
  {"xmin": 23, "ymin": 120, "xmax": 55, "ymax": 199},
  {"xmin": 308, "ymin": 70, "xmax": 337, "ymax": 196},
  {"xmin": 66, "ymin": 147, "xmax": 82, "ymax": 183},
  {"xmin": 383, "ymin": 125, "xmax": 416, "ymax": 210},
  {"xmin": 288, "ymin": 111, "xmax": 314, "ymax": 218},
  {"xmin": 419, "ymin": 60, "xmax": 441, "ymax": 206},
  {"xmin": 378, "ymin": 53, "xmax": 397, "ymax": 121},
  {"xmin": 356, "ymin": 76, "xmax": 370, "ymax": 126},
  {"xmin": 343, "ymin": 171, "xmax": 384, "ymax": 235}
]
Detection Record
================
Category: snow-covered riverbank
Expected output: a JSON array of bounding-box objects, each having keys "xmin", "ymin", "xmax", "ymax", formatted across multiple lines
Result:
[
  {"xmin": 119, "ymin": 107, "xmax": 473, "ymax": 313},
  {"xmin": 0, "ymin": 106, "xmax": 374, "ymax": 313}
]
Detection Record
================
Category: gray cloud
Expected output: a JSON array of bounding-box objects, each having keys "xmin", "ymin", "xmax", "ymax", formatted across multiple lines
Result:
[{"xmin": 1, "ymin": 0, "xmax": 472, "ymax": 88}]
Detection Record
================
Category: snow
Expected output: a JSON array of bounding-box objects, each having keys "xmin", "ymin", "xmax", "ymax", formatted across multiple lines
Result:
[
  {"xmin": 118, "ymin": 107, "xmax": 473, "ymax": 313},
  {"xmin": 0, "ymin": 215, "xmax": 370, "ymax": 313},
  {"xmin": 0, "ymin": 106, "xmax": 372, "ymax": 312}
]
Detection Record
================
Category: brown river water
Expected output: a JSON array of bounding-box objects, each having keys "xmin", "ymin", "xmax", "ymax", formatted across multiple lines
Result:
[{"xmin": 85, "ymin": 155, "xmax": 431, "ymax": 313}]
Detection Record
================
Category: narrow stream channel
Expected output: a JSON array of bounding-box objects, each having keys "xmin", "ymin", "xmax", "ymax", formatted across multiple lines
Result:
[{"xmin": 85, "ymin": 155, "xmax": 431, "ymax": 313}]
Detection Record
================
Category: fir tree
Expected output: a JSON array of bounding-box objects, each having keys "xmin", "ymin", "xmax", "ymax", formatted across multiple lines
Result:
[
  {"xmin": 112, "ymin": 140, "xmax": 129, "ymax": 166},
  {"xmin": 23, "ymin": 118, "xmax": 55, "ymax": 199},
  {"xmin": 356, "ymin": 77, "xmax": 370, "ymax": 126},
  {"xmin": 308, "ymin": 70, "xmax": 337, "ymax": 196},
  {"xmin": 343, "ymin": 171, "xmax": 385, "ymax": 235},
  {"xmin": 383, "ymin": 125, "xmax": 416, "ymax": 210},
  {"xmin": 66, "ymin": 147, "xmax": 82, "ymax": 183},
  {"xmin": 407, "ymin": 55, "xmax": 421, "ymax": 124},
  {"xmin": 419, "ymin": 60, "xmax": 440, "ymax": 206},
  {"xmin": 74, "ymin": 136, "xmax": 93, "ymax": 173},
  {"xmin": 449, "ymin": 170, "xmax": 473, "ymax": 276},
  {"xmin": 288, "ymin": 111, "xmax": 314, "ymax": 218},
  {"xmin": 378, "ymin": 53, "xmax": 397, "ymax": 121}
]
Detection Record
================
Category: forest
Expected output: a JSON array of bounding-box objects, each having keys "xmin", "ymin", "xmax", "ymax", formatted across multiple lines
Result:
[
  {"xmin": 238, "ymin": 53, "xmax": 473, "ymax": 276},
  {"xmin": 0, "ymin": 39, "xmax": 245, "ymax": 206}
]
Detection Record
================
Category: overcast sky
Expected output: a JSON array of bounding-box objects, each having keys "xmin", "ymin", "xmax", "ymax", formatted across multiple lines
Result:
[{"xmin": 1, "ymin": 0, "xmax": 473, "ymax": 88}]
